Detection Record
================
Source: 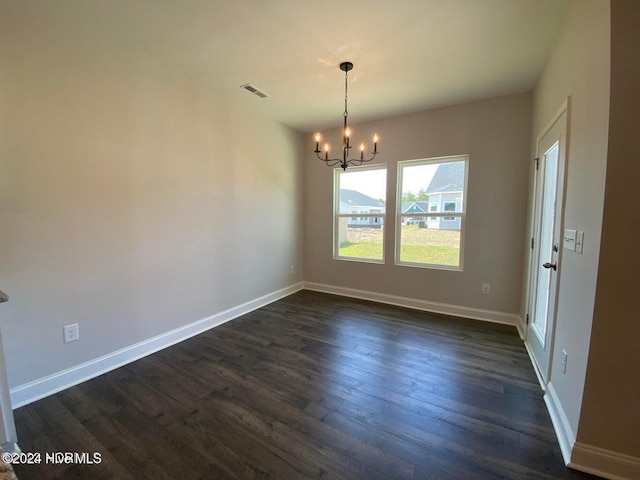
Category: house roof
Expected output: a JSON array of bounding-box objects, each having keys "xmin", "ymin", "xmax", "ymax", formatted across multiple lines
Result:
[
  {"xmin": 401, "ymin": 201, "xmax": 430, "ymax": 213},
  {"xmin": 426, "ymin": 162, "xmax": 465, "ymax": 194},
  {"xmin": 340, "ymin": 189, "xmax": 385, "ymax": 208}
]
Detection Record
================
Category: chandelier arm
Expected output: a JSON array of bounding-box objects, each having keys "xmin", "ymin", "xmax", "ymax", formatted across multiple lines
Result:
[
  {"xmin": 315, "ymin": 151, "xmax": 343, "ymax": 167},
  {"xmin": 325, "ymin": 159, "xmax": 345, "ymax": 168},
  {"xmin": 345, "ymin": 151, "xmax": 379, "ymax": 167},
  {"xmin": 315, "ymin": 146, "xmax": 378, "ymax": 166}
]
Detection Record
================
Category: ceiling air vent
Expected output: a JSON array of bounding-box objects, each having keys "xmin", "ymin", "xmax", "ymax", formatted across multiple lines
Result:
[{"xmin": 240, "ymin": 83, "xmax": 270, "ymax": 99}]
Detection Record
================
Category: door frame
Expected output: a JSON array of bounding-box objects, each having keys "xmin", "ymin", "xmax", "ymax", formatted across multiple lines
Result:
[
  {"xmin": 523, "ymin": 98, "xmax": 570, "ymax": 387},
  {"xmin": 0, "ymin": 292, "xmax": 18, "ymax": 453}
]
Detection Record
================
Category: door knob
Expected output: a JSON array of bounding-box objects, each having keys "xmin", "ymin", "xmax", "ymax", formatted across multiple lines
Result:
[{"xmin": 542, "ymin": 262, "xmax": 557, "ymax": 271}]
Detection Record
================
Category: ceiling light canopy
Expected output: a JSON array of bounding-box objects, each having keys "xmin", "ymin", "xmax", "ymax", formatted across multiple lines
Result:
[{"xmin": 314, "ymin": 62, "xmax": 379, "ymax": 171}]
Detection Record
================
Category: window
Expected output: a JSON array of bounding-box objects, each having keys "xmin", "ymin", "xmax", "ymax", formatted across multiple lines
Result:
[
  {"xmin": 334, "ymin": 164, "xmax": 386, "ymax": 262},
  {"xmin": 443, "ymin": 201, "xmax": 456, "ymax": 221},
  {"xmin": 396, "ymin": 155, "xmax": 468, "ymax": 269},
  {"xmin": 429, "ymin": 203, "xmax": 437, "ymax": 220}
]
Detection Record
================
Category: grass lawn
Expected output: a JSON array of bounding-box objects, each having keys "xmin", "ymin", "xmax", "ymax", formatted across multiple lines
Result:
[
  {"xmin": 339, "ymin": 225, "xmax": 460, "ymax": 266},
  {"xmin": 339, "ymin": 241, "xmax": 384, "ymax": 260}
]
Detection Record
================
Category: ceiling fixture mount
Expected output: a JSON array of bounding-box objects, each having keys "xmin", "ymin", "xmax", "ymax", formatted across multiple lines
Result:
[{"xmin": 314, "ymin": 62, "xmax": 379, "ymax": 171}]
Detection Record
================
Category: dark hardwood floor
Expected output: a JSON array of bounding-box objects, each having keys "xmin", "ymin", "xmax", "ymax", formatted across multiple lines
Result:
[{"xmin": 13, "ymin": 290, "xmax": 601, "ymax": 479}]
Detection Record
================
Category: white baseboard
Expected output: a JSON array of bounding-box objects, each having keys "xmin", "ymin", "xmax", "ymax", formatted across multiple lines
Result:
[
  {"xmin": 515, "ymin": 315, "xmax": 526, "ymax": 340},
  {"xmin": 304, "ymin": 282, "xmax": 521, "ymax": 327},
  {"xmin": 544, "ymin": 381, "xmax": 576, "ymax": 465},
  {"xmin": 570, "ymin": 443, "xmax": 640, "ymax": 480},
  {"xmin": 10, "ymin": 282, "xmax": 305, "ymax": 408},
  {"xmin": 540, "ymin": 377, "xmax": 640, "ymax": 480}
]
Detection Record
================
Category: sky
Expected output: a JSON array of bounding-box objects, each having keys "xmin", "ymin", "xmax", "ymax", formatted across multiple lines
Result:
[{"xmin": 339, "ymin": 164, "xmax": 437, "ymax": 201}]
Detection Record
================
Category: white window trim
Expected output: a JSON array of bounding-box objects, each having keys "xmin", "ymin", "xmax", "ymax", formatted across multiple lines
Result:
[
  {"xmin": 333, "ymin": 164, "xmax": 387, "ymax": 264},
  {"xmin": 395, "ymin": 155, "xmax": 468, "ymax": 271}
]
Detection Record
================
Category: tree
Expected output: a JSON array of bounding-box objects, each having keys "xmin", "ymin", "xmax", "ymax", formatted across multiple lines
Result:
[
  {"xmin": 402, "ymin": 191, "xmax": 416, "ymax": 202},
  {"xmin": 402, "ymin": 190, "xmax": 428, "ymax": 203}
]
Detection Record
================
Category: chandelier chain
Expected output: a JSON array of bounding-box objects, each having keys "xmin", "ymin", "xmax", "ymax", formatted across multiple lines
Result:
[{"xmin": 343, "ymin": 69, "xmax": 349, "ymax": 119}]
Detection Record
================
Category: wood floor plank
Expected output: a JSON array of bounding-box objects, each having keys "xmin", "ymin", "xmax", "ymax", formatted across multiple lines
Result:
[
  {"xmin": 12, "ymin": 290, "xmax": 601, "ymax": 479},
  {"xmin": 204, "ymin": 376, "xmax": 416, "ymax": 480}
]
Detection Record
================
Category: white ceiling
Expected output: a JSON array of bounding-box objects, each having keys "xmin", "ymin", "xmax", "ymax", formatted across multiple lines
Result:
[{"xmin": 4, "ymin": 0, "xmax": 570, "ymax": 133}]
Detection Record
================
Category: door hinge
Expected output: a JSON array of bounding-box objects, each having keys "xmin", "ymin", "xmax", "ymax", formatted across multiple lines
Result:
[
  {"xmin": 531, "ymin": 237, "xmax": 534, "ymax": 250},
  {"xmin": 534, "ymin": 157, "xmax": 539, "ymax": 170},
  {"xmin": 526, "ymin": 313, "xmax": 530, "ymax": 325}
]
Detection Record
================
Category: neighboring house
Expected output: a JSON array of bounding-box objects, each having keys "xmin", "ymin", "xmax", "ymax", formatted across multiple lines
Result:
[
  {"xmin": 339, "ymin": 189, "xmax": 385, "ymax": 227},
  {"xmin": 401, "ymin": 200, "xmax": 430, "ymax": 214},
  {"xmin": 425, "ymin": 162, "xmax": 464, "ymax": 230},
  {"xmin": 401, "ymin": 201, "xmax": 429, "ymax": 224}
]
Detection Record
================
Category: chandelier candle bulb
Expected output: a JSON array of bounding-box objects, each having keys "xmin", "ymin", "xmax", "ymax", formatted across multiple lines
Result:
[{"xmin": 360, "ymin": 143, "xmax": 365, "ymax": 160}]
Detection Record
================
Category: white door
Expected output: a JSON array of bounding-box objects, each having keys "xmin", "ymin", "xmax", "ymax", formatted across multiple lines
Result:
[{"xmin": 526, "ymin": 108, "xmax": 567, "ymax": 384}]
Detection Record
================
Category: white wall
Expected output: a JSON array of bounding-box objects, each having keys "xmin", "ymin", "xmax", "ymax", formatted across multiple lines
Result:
[
  {"xmin": 528, "ymin": 0, "xmax": 610, "ymax": 443},
  {"xmin": 0, "ymin": 7, "xmax": 303, "ymax": 392},
  {"xmin": 304, "ymin": 93, "xmax": 532, "ymax": 318},
  {"xmin": 531, "ymin": 3, "xmax": 640, "ymax": 474},
  {"xmin": 578, "ymin": 0, "xmax": 640, "ymax": 461}
]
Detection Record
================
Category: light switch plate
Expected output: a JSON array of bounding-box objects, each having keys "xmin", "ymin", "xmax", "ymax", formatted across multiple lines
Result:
[
  {"xmin": 563, "ymin": 229, "xmax": 577, "ymax": 252},
  {"xmin": 575, "ymin": 231, "xmax": 584, "ymax": 254}
]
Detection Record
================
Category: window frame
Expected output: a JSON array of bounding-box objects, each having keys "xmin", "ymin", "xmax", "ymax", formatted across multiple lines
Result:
[
  {"xmin": 333, "ymin": 163, "xmax": 387, "ymax": 264},
  {"xmin": 395, "ymin": 155, "xmax": 469, "ymax": 271}
]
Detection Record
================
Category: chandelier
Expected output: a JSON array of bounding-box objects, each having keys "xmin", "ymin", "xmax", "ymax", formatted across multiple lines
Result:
[{"xmin": 313, "ymin": 62, "xmax": 379, "ymax": 171}]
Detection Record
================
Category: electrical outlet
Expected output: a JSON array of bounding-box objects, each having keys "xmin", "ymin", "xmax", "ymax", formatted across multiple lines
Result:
[
  {"xmin": 481, "ymin": 283, "xmax": 491, "ymax": 295},
  {"xmin": 560, "ymin": 349, "xmax": 568, "ymax": 374},
  {"xmin": 290, "ymin": 264, "xmax": 295, "ymax": 274},
  {"xmin": 63, "ymin": 323, "xmax": 79, "ymax": 343}
]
